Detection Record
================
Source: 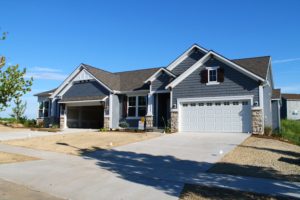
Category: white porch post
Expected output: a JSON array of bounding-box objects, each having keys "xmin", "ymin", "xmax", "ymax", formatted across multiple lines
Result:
[{"xmin": 147, "ymin": 93, "xmax": 154, "ymax": 116}]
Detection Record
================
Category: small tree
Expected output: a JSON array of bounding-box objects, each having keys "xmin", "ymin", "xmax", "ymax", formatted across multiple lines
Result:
[
  {"xmin": 10, "ymin": 98, "xmax": 27, "ymax": 121},
  {"xmin": 0, "ymin": 32, "xmax": 33, "ymax": 111}
]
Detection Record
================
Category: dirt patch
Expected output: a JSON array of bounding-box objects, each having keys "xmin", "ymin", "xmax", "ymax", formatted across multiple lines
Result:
[
  {"xmin": 179, "ymin": 184, "xmax": 295, "ymax": 200},
  {"xmin": 2, "ymin": 132, "xmax": 161, "ymax": 155},
  {"xmin": 0, "ymin": 124, "xmax": 28, "ymax": 132},
  {"xmin": 208, "ymin": 136, "xmax": 300, "ymax": 182},
  {"xmin": 0, "ymin": 178, "xmax": 63, "ymax": 200},
  {"xmin": 0, "ymin": 152, "xmax": 38, "ymax": 164}
]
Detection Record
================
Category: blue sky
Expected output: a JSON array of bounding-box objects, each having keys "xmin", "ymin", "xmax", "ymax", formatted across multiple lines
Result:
[{"xmin": 1, "ymin": 0, "xmax": 300, "ymax": 119}]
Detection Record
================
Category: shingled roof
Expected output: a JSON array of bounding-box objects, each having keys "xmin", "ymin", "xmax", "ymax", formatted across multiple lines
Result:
[
  {"xmin": 272, "ymin": 89, "xmax": 281, "ymax": 99},
  {"xmin": 34, "ymin": 88, "xmax": 57, "ymax": 96},
  {"xmin": 232, "ymin": 56, "xmax": 270, "ymax": 79},
  {"xmin": 35, "ymin": 54, "xmax": 271, "ymax": 96},
  {"xmin": 282, "ymin": 93, "xmax": 300, "ymax": 100},
  {"xmin": 83, "ymin": 64, "xmax": 160, "ymax": 91}
]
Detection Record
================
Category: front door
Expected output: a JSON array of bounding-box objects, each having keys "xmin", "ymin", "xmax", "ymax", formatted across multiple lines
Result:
[{"xmin": 157, "ymin": 93, "xmax": 170, "ymax": 128}]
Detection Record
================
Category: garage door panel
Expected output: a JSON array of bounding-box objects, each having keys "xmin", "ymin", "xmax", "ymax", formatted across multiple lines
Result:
[{"xmin": 180, "ymin": 100, "xmax": 251, "ymax": 133}]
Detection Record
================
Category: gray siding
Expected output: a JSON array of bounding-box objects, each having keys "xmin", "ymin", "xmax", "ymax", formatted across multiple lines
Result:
[
  {"xmin": 263, "ymin": 70, "xmax": 272, "ymax": 127},
  {"xmin": 152, "ymin": 73, "xmax": 174, "ymax": 91},
  {"xmin": 171, "ymin": 50, "xmax": 205, "ymax": 75},
  {"xmin": 172, "ymin": 58, "xmax": 260, "ymax": 105},
  {"xmin": 272, "ymin": 100, "xmax": 280, "ymax": 130},
  {"xmin": 63, "ymin": 81, "xmax": 109, "ymax": 99}
]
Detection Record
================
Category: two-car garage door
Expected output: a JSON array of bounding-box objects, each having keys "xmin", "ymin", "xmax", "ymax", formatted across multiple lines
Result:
[{"xmin": 180, "ymin": 100, "xmax": 251, "ymax": 133}]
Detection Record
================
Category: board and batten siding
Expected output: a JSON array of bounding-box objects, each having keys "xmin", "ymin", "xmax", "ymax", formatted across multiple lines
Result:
[
  {"xmin": 63, "ymin": 80, "xmax": 110, "ymax": 99},
  {"xmin": 172, "ymin": 58, "xmax": 260, "ymax": 105},
  {"xmin": 151, "ymin": 73, "xmax": 174, "ymax": 91},
  {"xmin": 263, "ymin": 69, "xmax": 273, "ymax": 127},
  {"xmin": 171, "ymin": 49, "xmax": 206, "ymax": 76}
]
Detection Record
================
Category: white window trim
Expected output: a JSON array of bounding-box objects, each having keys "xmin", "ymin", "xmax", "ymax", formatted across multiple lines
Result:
[
  {"xmin": 206, "ymin": 66, "xmax": 220, "ymax": 85},
  {"xmin": 127, "ymin": 95, "xmax": 147, "ymax": 119},
  {"xmin": 38, "ymin": 100, "xmax": 50, "ymax": 118}
]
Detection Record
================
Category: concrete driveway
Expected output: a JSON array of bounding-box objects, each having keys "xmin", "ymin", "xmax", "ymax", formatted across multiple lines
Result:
[{"xmin": 0, "ymin": 132, "xmax": 299, "ymax": 199}]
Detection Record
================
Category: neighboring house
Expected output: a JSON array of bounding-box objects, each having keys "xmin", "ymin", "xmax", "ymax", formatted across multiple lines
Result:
[
  {"xmin": 281, "ymin": 93, "xmax": 300, "ymax": 120},
  {"xmin": 34, "ymin": 44, "xmax": 281, "ymax": 134}
]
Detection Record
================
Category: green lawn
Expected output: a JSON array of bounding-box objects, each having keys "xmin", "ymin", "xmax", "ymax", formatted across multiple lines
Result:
[{"xmin": 279, "ymin": 120, "xmax": 300, "ymax": 145}]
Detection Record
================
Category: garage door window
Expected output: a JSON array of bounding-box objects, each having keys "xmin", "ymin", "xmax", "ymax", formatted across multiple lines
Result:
[{"xmin": 233, "ymin": 102, "xmax": 239, "ymax": 105}]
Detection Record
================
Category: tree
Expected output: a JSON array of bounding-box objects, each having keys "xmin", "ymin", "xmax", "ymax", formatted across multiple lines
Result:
[
  {"xmin": 10, "ymin": 98, "xmax": 27, "ymax": 121},
  {"xmin": 0, "ymin": 32, "xmax": 33, "ymax": 111}
]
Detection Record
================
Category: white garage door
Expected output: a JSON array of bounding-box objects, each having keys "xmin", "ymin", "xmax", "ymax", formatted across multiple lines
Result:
[{"xmin": 180, "ymin": 100, "xmax": 251, "ymax": 133}]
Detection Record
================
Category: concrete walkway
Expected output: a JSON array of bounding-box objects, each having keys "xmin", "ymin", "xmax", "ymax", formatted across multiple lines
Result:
[{"xmin": 0, "ymin": 133, "xmax": 299, "ymax": 199}]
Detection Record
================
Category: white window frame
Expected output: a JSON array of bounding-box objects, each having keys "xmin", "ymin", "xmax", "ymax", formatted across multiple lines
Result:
[
  {"xmin": 206, "ymin": 66, "xmax": 220, "ymax": 85},
  {"xmin": 127, "ymin": 95, "xmax": 147, "ymax": 119},
  {"xmin": 38, "ymin": 100, "xmax": 50, "ymax": 118}
]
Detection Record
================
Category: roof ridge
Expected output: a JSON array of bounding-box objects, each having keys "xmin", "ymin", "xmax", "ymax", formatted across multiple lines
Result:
[
  {"xmin": 113, "ymin": 66, "xmax": 162, "ymax": 74},
  {"xmin": 232, "ymin": 55, "xmax": 271, "ymax": 61},
  {"xmin": 82, "ymin": 63, "xmax": 115, "ymax": 74}
]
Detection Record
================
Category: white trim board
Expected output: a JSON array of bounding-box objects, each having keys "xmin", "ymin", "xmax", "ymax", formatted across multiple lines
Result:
[
  {"xmin": 144, "ymin": 68, "xmax": 176, "ymax": 83},
  {"xmin": 177, "ymin": 95, "xmax": 254, "ymax": 108},
  {"xmin": 166, "ymin": 44, "xmax": 208, "ymax": 71},
  {"xmin": 51, "ymin": 64, "xmax": 113, "ymax": 98},
  {"xmin": 166, "ymin": 51, "xmax": 266, "ymax": 89}
]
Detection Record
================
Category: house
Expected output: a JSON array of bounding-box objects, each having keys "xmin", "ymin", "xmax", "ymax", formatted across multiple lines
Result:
[
  {"xmin": 281, "ymin": 93, "xmax": 300, "ymax": 120},
  {"xmin": 34, "ymin": 44, "xmax": 281, "ymax": 134}
]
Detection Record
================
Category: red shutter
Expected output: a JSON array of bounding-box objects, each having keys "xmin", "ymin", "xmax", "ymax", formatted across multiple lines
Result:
[
  {"xmin": 200, "ymin": 69, "xmax": 208, "ymax": 83},
  {"xmin": 122, "ymin": 96, "xmax": 128, "ymax": 118},
  {"xmin": 217, "ymin": 68, "xmax": 224, "ymax": 82}
]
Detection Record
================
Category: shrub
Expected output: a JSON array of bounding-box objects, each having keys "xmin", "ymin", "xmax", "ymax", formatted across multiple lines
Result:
[
  {"xmin": 280, "ymin": 119, "xmax": 300, "ymax": 145},
  {"xmin": 119, "ymin": 120, "xmax": 129, "ymax": 128},
  {"xmin": 264, "ymin": 126, "xmax": 272, "ymax": 136},
  {"xmin": 99, "ymin": 128, "xmax": 109, "ymax": 132}
]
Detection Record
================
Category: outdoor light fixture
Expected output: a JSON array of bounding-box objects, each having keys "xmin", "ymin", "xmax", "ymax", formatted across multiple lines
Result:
[{"xmin": 172, "ymin": 104, "xmax": 177, "ymax": 109}]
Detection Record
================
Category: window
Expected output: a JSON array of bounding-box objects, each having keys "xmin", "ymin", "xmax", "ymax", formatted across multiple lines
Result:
[
  {"xmin": 198, "ymin": 103, "xmax": 204, "ymax": 106},
  {"xmin": 128, "ymin": 96, "xmax": 136, "ymax": 117},
  {"xmin": 207, "ymin": 103, "xmax": 212, "ymax": 106},
  {"xmin": 233, "ymin": 102, "xmax": 239, "ymax": 105},
  {"xmin": 127, "ymin": 96, "xmax": 147, "ymax": 117},
  {"xmin": 183, "ymin": 104, "xmax": 188, "ymax": 107},
  {"xmin": 242, "ymin": 101, "xmax": 248, "ymax": 105},
  {"xmin": 209, "ymin": 69, "xmax": 217, "ymax": 82},
  {"xmin": 38, "ymin": 101, "xmax": 49, "ymax": 118},
  {"xmin": 215, "ymin": 102, "xmax": 221, "ymax": 106},
  {"xmin": 191, "ymin": 103, "xmax": 196, "ymax": 106},
  {"xmin": 224, "ymin": 102, "xmax": 230, "ymax": 106},
  {"xmin": 138, "ymin": 96, "xmax": 147, "ymax": 117}
]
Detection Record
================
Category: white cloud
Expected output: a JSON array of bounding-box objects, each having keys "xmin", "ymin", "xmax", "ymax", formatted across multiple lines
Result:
[
  {"xmin": 273, "ymin": 57, "xmax": 300, "ymax": 64},
  {"xmin": 31, "ymin": 67, "xmax": 62, "ymax": 73},
  {"xmin": 26, "ymin": 66, "xmax": 67, "ymax": 81},
  {"xmin": 26, "ymin": 72, "xmax": 67, "ymax": 81},
  {"xmin": 279, "ymin": 85, "xmax": 300, "ymax": 93}
]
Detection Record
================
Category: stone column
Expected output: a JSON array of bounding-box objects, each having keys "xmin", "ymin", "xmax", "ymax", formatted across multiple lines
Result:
[
  {"xmin": 145, "ymin": 115, "xmax": 154, "ymax": 130},
  {"xmin": 104, "ymin": 116, "xmax": 110, "ymax": 129},
  {"xmin": 252, "ymin": 107, "xmax": 264, "ymax": 135},
  {"xmin": 170, "ymin": 111, "xmax": 178, "ymax": 133},
  {"xmin": 60, "ymin": 117, "xmax": 65, "ymax": 129}
]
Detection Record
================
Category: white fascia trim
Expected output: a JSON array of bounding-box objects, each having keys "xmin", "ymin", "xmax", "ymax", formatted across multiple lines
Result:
[
  {"xmin": 167, "ymin": 44, "xmax": 208, "ymax": 71},
  {"xmin": 58, "ymin": 98, "xmax": 106, "ymax": 104},
  {"xmin": 166, "ymin": 51, "xmax": 266, "ymax": 89},
  {"xmin": 144, "ymin": 68, "xmax": 176, "ymax": 83},
  {"xmin": 83, "ymin": 69, "xmax": 113, "ymax": 93},
  {"xmin": 150, "ymin": 90, "xmax": 170, "ymax": 95},
  {"xmin": 209, "ymin": 51, "xmax": 265, "ymax": 82},
  {"xmin": 177, "ymin": 95, "xmax": 254, "ymax": 107},
  {"xmin": 50, "ymin": 64, "xmax": 84, "ymax": 98},
  {"xmin": 165, "ymin": 52, "xmax": 212, "ymax": 89},
  {"xmin": 51, "ymin": 64, "xmax": 113, "ymax": 98}
]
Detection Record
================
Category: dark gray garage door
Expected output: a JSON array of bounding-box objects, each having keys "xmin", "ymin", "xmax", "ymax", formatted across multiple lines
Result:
[{"xmin": 67, "ymin": 106, "xmax": 104, "ymax": 128}]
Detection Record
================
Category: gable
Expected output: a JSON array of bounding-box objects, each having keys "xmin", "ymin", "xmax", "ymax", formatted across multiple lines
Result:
[
  {"xmin": 73, "ymin": 69, "xmax": 94, "ymax": 81},
  {"xmin": 152, "ymin": 72, "xmax": 175, "ymax": 91},
  {"xmin": 171, "ymin": 48, "xmax": 206, "ymax": 76},
  {"xmin": 62, "ymin": 80, "xmax": 109, "ymax": 102},
  {"xmin": 172, "ymin": 57, "xmax": 260, "ymax": 105}
]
